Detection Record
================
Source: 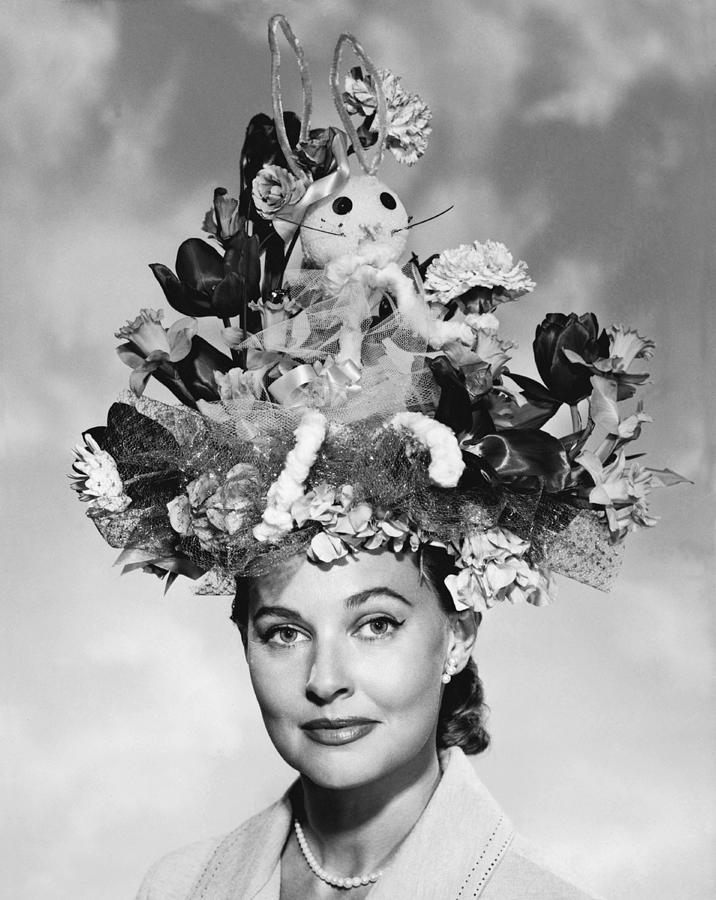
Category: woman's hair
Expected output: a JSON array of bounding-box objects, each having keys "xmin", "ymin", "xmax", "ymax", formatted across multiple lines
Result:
[
  {"xmin": 231, "ymin": 544, "xmax": 490, "ymax": 756},
  {"xmin": 417, "ymin": 543, "xmax": 490, "ymax": 756}
]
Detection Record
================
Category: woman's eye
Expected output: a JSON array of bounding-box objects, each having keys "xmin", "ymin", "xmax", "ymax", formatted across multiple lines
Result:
[
  {"xmin": 332, "ymin": 196, "xmax": 353, "ymax": 215},
  {"xmin": 266, "ymin": 626, "xmax": 308, "ymax": 647},
  {"xmin": 380, "ymin": 192, "xmax": 397, "ymax": 210},
  {"xmin": 356, "ymin": 616, "xmax": 403, "ymax": 640}
]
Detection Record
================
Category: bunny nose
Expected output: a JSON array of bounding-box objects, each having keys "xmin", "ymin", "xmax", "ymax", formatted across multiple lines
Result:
[{"xmin": 359, "ymin": 223, "xmax": 384, "ymax": 241}]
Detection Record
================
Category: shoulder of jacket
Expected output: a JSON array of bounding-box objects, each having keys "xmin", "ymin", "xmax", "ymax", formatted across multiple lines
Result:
[
  {"xmin": 135, "ymin": 836, "xmax": 221, "ymax": 900},
  {"xmin": 134, "ymin": 802, "xmax": 286, "ymax": 900},
  {"xmin": 483, "ymin": 834, "xmax": 603, "ymax": 900}
]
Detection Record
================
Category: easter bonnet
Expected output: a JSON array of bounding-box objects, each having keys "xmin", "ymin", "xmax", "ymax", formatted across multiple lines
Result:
[{"xmin": 70, "ymin": 15, "xmax": 686, "ymax": 611}]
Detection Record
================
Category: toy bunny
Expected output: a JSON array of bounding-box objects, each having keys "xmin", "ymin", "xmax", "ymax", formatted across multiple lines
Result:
[{"xmin": 258, "ymin": 17, "xmax": 474, "ymax": 367}]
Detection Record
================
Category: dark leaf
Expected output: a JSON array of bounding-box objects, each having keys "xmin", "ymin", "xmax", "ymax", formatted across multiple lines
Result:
[
  {"xmin": 506, "ymin": 398, "xmax": 561, "ymax": 430},
  {"xmin": 84, "ymin": 425, "xmax": 107, "ymax": 448},
  {"xmin": 174, "ymin": 336, "xmax": 234, "ymax": 402},
  {"xmin": 460, "ymin": 450, "xmax": 500, "ymax": 488},
  {"xmin": 503, "ymin": 371, "xmax": 560, "ymax": 405},
  {"xmin": 467, "ymin": 430, "xmax": 570, "ymax": 493},
  {"xmin": 469, "ymin": 400, "xmax": 496, "ymax": 441},
  {"xmin": 102, "ymin": 403, "xmax": 182, "ymax": 482},
  {"xmin": 212, "ymin": 272, "xmax": 243, "ymax": 318},
  {"xmin": 416, "ymin": 254, "xmax": 439, "ymax": 280},
  {"xmin": 428, "ymin": 356, "xmax": 472, "ymax": 435}
]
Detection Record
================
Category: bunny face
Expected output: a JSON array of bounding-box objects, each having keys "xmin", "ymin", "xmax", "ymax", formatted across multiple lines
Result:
[{"xmin": 300, "ymin": 174, "xmax": 409, "ymax": 268}]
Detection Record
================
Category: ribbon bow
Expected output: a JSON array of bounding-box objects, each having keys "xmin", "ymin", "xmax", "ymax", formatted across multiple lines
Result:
[
  {"xmin": 272, "ymin": 130, "xmax": 351, "ymax": 244},
  {"xmin": 269, "ymin": 356, "xmax": 362, "ymax": 408}
]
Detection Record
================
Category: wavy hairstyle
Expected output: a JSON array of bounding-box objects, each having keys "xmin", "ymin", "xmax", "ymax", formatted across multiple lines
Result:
[{"xmin": 231, "ymin": 543, "xmax": 490, "ymax": 756}]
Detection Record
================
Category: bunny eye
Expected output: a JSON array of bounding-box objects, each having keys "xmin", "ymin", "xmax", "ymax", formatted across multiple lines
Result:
[
  {"xmin": 380, "ymin": 192, "xmax": 397, "ymax": 210},
  {"xmin": 332, "ymin": 196, "xmax": 353, "ymax": 215}
]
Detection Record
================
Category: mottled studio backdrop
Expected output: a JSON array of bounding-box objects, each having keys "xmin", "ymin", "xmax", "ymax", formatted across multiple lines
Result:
[{"xmin": 2, "ymin": 1, "xmax": 714, "ymax": 898}]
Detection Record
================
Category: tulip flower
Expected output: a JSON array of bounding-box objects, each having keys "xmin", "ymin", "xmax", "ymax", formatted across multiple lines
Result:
[
  {"xmin": 533, "ymin": 312, "xmax": 610, "ymax": 405},
  {"xmin": 150, "ymin": 233, "xmax": 260, "ymax": 321}
]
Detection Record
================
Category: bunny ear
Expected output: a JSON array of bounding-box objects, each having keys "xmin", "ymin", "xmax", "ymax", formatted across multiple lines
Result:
[
  {"xmin": 330, "ymin": 32, "xmax": 387, "ymax": 176},
  {"xmin": 268, "ymin": 14, "xmax": 313, "ymax": 177}
]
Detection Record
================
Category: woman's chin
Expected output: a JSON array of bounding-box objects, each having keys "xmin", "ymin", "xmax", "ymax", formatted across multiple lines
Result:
[
  {"xmin": 300, "ymin": 756, "xmax": 387, "ymax": 791},
  {"xmin": 285, "ymin": 742, "xmax": 395, "ymax": 792}
]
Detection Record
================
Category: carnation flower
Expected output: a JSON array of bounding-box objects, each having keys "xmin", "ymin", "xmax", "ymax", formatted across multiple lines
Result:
[
  {"xmin": 251, "ymin": 165, "xmax": 312, "ymax": 220},
  {"xmin": 343, "ymin": 67, "xmax": 432, "ymax": 166},
  {"xmin": 424, "ymin": 240, "xmax": 535, "ymax": 308},
  {"xmin": 71, "ymin": 434, "xmax": 132, "ymax": 513},
  {"xmin": 376, "ymin": 69, "xmax": 432, "ymax": 165}
]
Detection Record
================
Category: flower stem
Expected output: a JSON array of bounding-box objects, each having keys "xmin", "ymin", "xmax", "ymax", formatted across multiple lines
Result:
[
  {"xmin": 280, "ymin": 228, "xmax": 301, "ymax": 281},
  {"xmin": 570, "ymin": 404, "xmax": 582, "ymax": 433},
  {"xmin": 222, "ymin": 318, "xmax": 242, "ymax": 366}
]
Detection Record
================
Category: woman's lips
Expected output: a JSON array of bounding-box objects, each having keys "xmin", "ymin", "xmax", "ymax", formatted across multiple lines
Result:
[{"xmin": 301, "ymin": 718, "xmax": 378, "ymax": 746}]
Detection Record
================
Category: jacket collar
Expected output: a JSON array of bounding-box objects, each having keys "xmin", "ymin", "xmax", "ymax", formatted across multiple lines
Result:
[{"xmin": 189, "ymin": 748, "xmax": 513, "ymax": 899}]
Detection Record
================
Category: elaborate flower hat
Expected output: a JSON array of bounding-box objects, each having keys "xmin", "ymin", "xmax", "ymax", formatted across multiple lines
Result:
[{"xmin": 71, "ymin": 15, "xmax": 686, "ymax": 611}]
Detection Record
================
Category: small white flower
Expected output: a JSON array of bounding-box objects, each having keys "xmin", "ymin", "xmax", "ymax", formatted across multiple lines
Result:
[
  {"xmin": 444, "ymin": 527, "xmax": 553, "ymax": 612},
  {"xmin": 214, "ymin": 367, "xmax": 266, "ymax": 402},
  {"xmin": 71, "ymin": 434, "xmax": 131, "ymax": 513}
]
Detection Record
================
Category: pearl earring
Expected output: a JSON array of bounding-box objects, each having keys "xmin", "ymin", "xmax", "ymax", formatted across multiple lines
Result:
[{"xmin": 441, "ymin": 656, "xmax": 458, "ymax": 684}]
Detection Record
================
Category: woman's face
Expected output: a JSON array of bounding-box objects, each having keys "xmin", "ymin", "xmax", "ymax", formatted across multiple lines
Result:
[{"xmin": 244, "ymin": 551, "xmax": 462, "ymax": 791}]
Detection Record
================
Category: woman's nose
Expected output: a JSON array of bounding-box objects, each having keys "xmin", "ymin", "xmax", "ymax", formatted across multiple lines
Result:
[{"xmin": 305, "ymin": 642, "xmax": 353, "ymax": 704}]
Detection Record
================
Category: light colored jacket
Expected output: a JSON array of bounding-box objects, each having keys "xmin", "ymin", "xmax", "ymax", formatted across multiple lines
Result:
[{"xmin": 137, "ymin": 748, "xmax": 600, "ymax": 899}]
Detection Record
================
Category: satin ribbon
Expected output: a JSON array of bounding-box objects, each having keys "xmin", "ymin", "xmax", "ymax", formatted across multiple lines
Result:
[
  {"xmin": 269, "ymin": 357, "xmax": 362, "ymax": 408},
  {"xmin": 272, "ymin": 130, "xmax": 351, "ymax": 244}
]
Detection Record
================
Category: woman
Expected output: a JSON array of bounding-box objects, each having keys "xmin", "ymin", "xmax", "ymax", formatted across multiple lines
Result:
[
  {"xmin": 136, "ymin": 547, "xmax": 596, "ymax": 899},
  {"xmin": 70, "ymin": 14, "xmax": 680, "ymax": 900}
]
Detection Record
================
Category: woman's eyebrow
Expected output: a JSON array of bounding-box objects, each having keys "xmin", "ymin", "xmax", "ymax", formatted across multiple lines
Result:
[
  {"xmin": 344, "ymin": 588, "xmax": 412, "ymax": 608},
  {"xmin": 252, "ymin": 589, "xmax": 412, "ymax": 621},
  {"xmin": 252, "ymin": 605, "xmax": 305, "ymax": 622}
]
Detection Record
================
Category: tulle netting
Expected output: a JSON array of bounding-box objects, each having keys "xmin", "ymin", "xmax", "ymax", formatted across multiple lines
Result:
[{"xmin": 89, "ymin": 267, "xmax": 623, "ymax": 595}]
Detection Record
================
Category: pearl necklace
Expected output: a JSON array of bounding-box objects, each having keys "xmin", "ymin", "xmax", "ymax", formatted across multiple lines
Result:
[{"xmin": 293, "ymin": 819, "xmax": 382, "ymax": 890}]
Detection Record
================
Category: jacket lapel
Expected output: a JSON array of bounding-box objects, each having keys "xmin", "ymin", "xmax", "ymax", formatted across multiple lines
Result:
[
  {"xmin": 368, "ymin": 749, "xmax": 514, "ymax": 900},
  {"xmin": 188, "ymin": 795, "xmax": 290, "ymax": 900}
]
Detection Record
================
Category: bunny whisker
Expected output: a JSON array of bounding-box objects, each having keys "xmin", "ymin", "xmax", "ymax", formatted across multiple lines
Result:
[
  {"xmin": 392, "ymin": 205, "xmax": 454, "ymax": 234},
  {"xmin": 273, "ymin": 217, "xmax": 345, "ymax": 237}
]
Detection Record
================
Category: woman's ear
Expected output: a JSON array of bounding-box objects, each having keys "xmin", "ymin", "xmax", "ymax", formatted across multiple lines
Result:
[{"xmin": 447, "ymin": 609, "xmax": 481, "ymax": 673}]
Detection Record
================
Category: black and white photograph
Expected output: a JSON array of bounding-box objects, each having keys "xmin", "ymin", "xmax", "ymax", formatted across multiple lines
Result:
[{"xmin": 3, "ymin": 1, "xmax": 713, "ymax": 898}]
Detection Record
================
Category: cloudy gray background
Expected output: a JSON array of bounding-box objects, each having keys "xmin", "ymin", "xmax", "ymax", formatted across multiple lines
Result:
[{"xmin": 2, "ymin": 1, "xmax": 713, "ymax": 898}]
